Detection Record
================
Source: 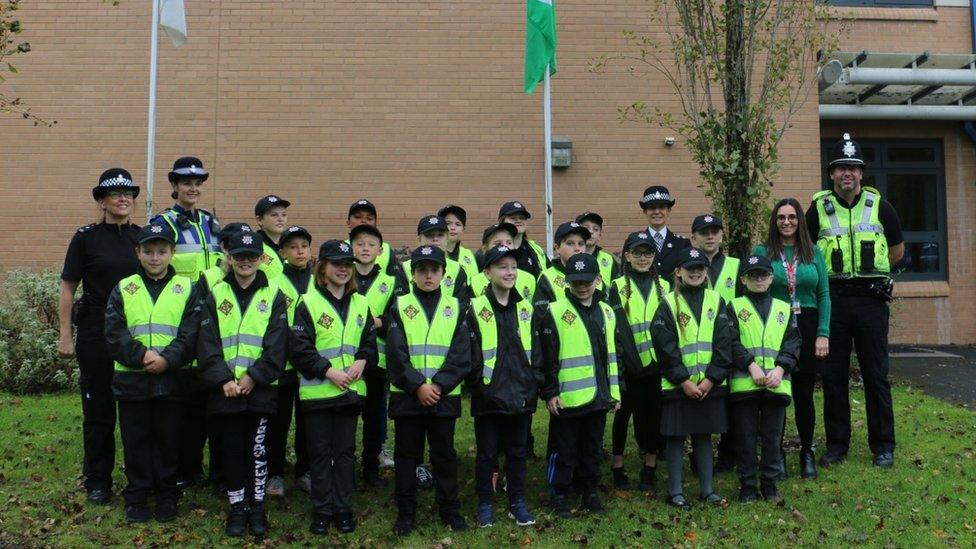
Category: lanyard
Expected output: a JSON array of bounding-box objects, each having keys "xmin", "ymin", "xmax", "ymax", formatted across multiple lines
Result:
[{"xmin": 781, "ymin": 250, "xmax": 801, "ymax": 323}]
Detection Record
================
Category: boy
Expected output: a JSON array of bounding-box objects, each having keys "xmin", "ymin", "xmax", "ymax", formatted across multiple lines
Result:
[
  {"xmin": 398, "ymin": 215, "xmax": 470, "ymax": 304},
  {"xmin": 439, "ymin": 204, "xmax": 479, "ymax": 282},
  {"xmin": 575, "ymin": 211, "xmax": 620, "ymax": 289},
  {"xmin": 498, "ymin": 201, "xmax": 550, "ymax": 277},
  {"xmin": 533, "ymin": 221, "xmax": 591, "ymax": 306},
  {"xmin": 254, "ymin": 194, "xmax": 291, "ymax": 279},
  {"xmin": 347, "ymin": 198, "xmax": 398, "ymax": 276}
]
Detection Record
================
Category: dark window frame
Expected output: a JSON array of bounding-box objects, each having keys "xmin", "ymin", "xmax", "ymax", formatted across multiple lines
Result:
[{"xmin": 825, "ymin": 0, "xmax": 933, "ymax": 7}]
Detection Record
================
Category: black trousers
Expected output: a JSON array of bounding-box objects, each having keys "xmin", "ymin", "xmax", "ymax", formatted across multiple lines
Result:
[
  {"xmin": 716, "ymin": 405, "xmax": 737, "ymax": 465},
  {"xmin": 267, "ymin": 378, "xmax": 308, "ymax": 478},
  {"xmin": 75, "ymin": 318, "xmax": 117, "ymax": 492},
  {"xmin": 474, "ymin": 413, "xmax": 532, "ymax": 503},
  {"xmin": 393, "ymin": 415, "xmax": 459, "ymax": 519},
  {"xmin": 118, "ymin": 398, "xmax": 181, "ymax": 506},
  {"xmin": 822, "ymin": 293, "xmax": 895, "ymax": 455},
  {"xmin": 788, "ymin": 309, "xmax": 821, "ymax": 451},
  {"xmin": 732, "ymin": 398, "xmax": 786, "ymax": 488},
  {"xmin": 547, "ymin": 411, "xmax": 607, "ymax": 495},
  {"xmin": 216, "ymin": 413, "xmax": 269, "ymax": 505},
  {"xmin": 305, "ymin": 409, "xmax": 358, "ymax": 515},
  {"xmin": 611, "ymin": 374, "xmax": 662, "ymax": 456},
  {"xmin": 361, "ymin": 372, "xmax": 387, "ymax": 474},
  {"xmin": 177, "ymin": 386, "xmax": 220, "ymax": 482}
]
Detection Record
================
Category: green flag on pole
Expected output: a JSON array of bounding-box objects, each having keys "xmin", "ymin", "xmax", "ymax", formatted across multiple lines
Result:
[{"xmin": 524, "ymin": 0, "xmax": 556, "ymax": 94}]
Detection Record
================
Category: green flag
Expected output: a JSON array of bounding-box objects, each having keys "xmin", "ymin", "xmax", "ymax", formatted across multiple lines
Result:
[{"xmin": 524, "ymin": 0, "xmax": 556, "ymax": 94}]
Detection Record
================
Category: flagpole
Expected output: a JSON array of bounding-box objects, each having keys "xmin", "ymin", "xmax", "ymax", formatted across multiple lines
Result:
[
  {"xmin": 543, "ymin": 65, "xmax": 554, "ymax": 258},
  {"xmin": 145, "ymin": 0, "xmax": 160, "ymax": 221}
]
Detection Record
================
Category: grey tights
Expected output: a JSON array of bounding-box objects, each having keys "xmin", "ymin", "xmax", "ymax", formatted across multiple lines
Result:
[{"xmin": 665, "ymin": 434, "xmax": 714, "ymax": 497}]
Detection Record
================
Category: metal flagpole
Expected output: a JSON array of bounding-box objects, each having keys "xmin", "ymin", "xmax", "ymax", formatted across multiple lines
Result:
[
  {"xmin": 145, "ymin": 0, "xmax": 161, "ymax": 221},
  {"xmin": 543, "ymin": 64, "xmax": 554, "ymax": 257}
]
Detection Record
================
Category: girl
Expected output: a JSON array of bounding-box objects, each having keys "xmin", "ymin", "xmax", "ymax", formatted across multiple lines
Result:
[
  {"xmin": 497, "ymin": 201, "xmax": 550, "ymax": 277},
  {"xmin": 471, "ymin": 222, "xmax": 537, "ymax": 301},
  {"xmin": 289, "ymin": 240, "xmax": 377, "ymax": 535},
  {"xmin": 652, "ymin": 247, "xmax": 734, "ymax": 510},
  {"xmin": 254, "ymin": 194, "xmax": 291, "ymax": 279},
  {"xmin": 533, "ymin": 221, "xmax": 590, "ymax": 306}
]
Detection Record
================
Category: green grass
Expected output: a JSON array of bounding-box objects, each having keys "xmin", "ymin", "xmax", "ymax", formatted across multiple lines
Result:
[{"xmin": 1, "ymin": 385, "xmax": 974, "ymax": 548}]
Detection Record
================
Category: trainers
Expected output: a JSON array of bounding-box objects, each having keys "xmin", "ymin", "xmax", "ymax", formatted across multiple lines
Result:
[
  {"xmin": 581, "ymin": 491, "xmax": 605, "ymax": 513},
  {"xmin": 296, "ymin": 472, "xmax": 311, "ymax": 494},
  {"xmin": 416, "ymin": 464, "xmax": 434, "ymax": 490},
  {"xmin": 611, "ymin": 467, "xmax": 630, "ymax": 490},
  {"xmin": 225, "ymin": 503, "xmax": 248, "ymax": 537},
  {"xmin": 441, "ymin": 512, "xmax": 468, "ymax": 532},
  {"xmin": 379, "ymin": 446, "xmax": 395, "ymax": 469},
  {"xmin": 476, "ymin": 502, "xmax": 494, "ymax": 528},
  {"xmin": 309, "ymin": 512, "xmax": 331, "ymax": 535},
  {"xmin": 550, "ymin": 494, "xmax": 572, "ymax": 519},
  {"xmin": 266, "ymin": 476, "xmax": 285, "ymax": 498},
  {"xmin": 334, "ymin": 511, "xmax": 356, "ymax": 534},
  {"xmin": 125, "ymin": 504, "xmax": 151, "ymax": 523},
  {"xmin": 508, "ymin": 499, "xmax": 536, "ymax": 526}
]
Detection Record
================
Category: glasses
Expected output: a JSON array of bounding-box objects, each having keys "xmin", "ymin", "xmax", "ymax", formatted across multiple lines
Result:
[
  {"xmin": 747, "ymin": 271, "xmax": 772, "ymax": 281},
  {"xmin": 628, "ymin": 250, "xmax": 655, "ymax": 258},
  {"xmin": 776, "ymin": 214, "xmax": 798, "ymax": 222},
  {"xmin": 107, "ymin": 190, "xmax": 136, "ymax": 199}
]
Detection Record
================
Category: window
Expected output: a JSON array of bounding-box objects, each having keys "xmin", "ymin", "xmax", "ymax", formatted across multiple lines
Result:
[
  {"xmin": 825, "ymin": 0, "xmax": 933, "ymax": 7},
  {"xmin": 819, "ymin": 138, "xmax": 947, "ymax": 281}
]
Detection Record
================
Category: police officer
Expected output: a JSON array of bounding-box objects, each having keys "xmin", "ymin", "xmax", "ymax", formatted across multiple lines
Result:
[
  {"xmin": 806, "ymin": 133, "xmax": 904, "ymax": 469},
  {"xmin": 59, "ymin": 168, "xmax": 141, "ymax": 504},
  {"xmin": 153, "ymin": 157, "xmax": 221, "ymax": 282},
  {"xmin": 638, "ymin": 186, "xmax": 690, "ymax": 281}
]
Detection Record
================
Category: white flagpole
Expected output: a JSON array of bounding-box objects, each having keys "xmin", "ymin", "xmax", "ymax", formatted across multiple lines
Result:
[
  {"xmin": 145, "ymin": 0, "xmax": 160, "ymax": 221},
  {"xmin": 543, "ymin": 65, "xmax": 554, "ymax": 258}
]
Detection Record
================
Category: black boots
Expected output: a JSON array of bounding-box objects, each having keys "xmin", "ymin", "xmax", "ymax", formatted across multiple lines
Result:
[
  {"xmin": 225, "ymin": 503, "xmax": 248, "ymax": 537},
  {"xmin": 637, "ymin": 465, "xmax": 656, "ymax": 492},
  {"xmin": 799, "ymin": 450, "xmax": 819, "ymax": 479},
  {"xmin": 611, "ymin": 467, "xmax": 630, "ymax": 490}
]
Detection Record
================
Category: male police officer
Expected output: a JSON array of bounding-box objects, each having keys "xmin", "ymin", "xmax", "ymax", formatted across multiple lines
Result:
[
  {"xmin": 806, "ymin": 133, "xmax": 903, "ymax": 469},
  {"xmin": 638, "ymin": 186, "xmax": 690, "ymax": 281}
]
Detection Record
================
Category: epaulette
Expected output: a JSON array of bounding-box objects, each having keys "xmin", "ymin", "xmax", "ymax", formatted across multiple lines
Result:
[{"xmin": 77, "ymin": 223, "xmax": 97, "ymax": 233}]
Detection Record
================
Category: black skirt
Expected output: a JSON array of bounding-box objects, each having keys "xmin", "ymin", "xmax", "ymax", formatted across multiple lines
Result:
[{"xmin": 660, "ymin": 396, "xmax": 728, "ymax": 436}]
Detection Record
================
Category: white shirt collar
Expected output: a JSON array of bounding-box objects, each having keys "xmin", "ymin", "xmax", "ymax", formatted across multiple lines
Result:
[{"xmin": 648, "ymin": 226, "xmax": 669, "ymax": 240}]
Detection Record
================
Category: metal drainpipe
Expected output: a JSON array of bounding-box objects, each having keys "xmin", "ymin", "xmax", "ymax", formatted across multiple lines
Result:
[{"xmin": 965, "ymin": 0, "xmax": 976, "ymax": 143}]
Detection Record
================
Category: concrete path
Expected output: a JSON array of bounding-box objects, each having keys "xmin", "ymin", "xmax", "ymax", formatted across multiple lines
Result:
[{"xmin": 888, "ymin": 345, "xmax": 976, "ymax": 407}]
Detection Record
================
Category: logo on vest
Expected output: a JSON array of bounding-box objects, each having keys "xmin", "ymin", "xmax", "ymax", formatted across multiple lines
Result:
[
  {"xmin": 554, "ymin": 275, "xmax": 565, "ymax": 288},
  {"xmin": 379, "ymin": 282, "xmax": 389, "ymax": 294},
  {"xmin": 284, "ymin": 295, "xmax": 293, "ymax": 309},
  {"xmin": 706, "ymin": 308, "xmax": 715, "ymax": 321},
  {"xmin": 600, "ymin": 258, "xmax": 609, "ymax": 267},
  {"xmin": 776, "ymin": 311, "xmax": 786, "ymax": 325},
  {"xmin": 443, "ymin": 306, "xmax": 454, "ymax": 319},
  {"xmin": 619, "ymin": 284, "xmax": 632, "ymax": 299},
  {"xmin": 172, "ymin": 283, "xmax": 184, "ymax": 295},
  {"xmin": 262, "ymin": 254, "xmax": 273, "ymax": 265},
  {"xmin": 478, "ymin": 306, "xmax": 494, "ymax": 323},
  {"xmin": 356, "ymin": 314, "xmax": 365, "ymax": 328},
  {"xmin": 317, "ymin": 312, "xmax": 335, "ymax": 329},
  {"xmin": 444, "ymin": 276, "xmax": 454, "ymax": 288},
  {"xmin": 124, "ymin": 282, "xmax": 140, "ymax": 295},
  {"xmin": 519, "ymin": 308, "xmax": 531, "ymax": 322},
  {"xmin": 522, "ymin": 286, "xmax": 532, "ymax": 299},
  {"xmin": 403, "ymin": 304, "xmax": 420, "ymax": 320},
  {"xmin": 725, "ymin": 278, "xmax": 734, "ymax": 289},
  {"xmin": 737, "ymin": 308, "xmax": 752, "ymax": 322},
  {"xmin": 257, "ymin": 299, "xmax": 269, "ymax": 313},
  {"xmin": 561, "ymin": 310, "xmax": 577, "ymax": 325},
  {"xmin": 677, "ymin": 312, "xmax": 691, "ymax": 328},
  {"xmin": 463, "ymin": 256, "xmax": 472, "ymax": 265},
  {"xmin": 218, "ymin": 299, "xmax": 234, "ymax": 315}
]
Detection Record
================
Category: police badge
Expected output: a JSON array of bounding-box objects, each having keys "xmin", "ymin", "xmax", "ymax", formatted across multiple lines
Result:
[
  {"xmin": 561, "ymin": 310, "xmax": 577, "ymax": 325},
  {"xmin": 738, "ymin": 308, "xmax": 752, "ymax": 322},
  {"xmin": 356, "ymin": 314, "xmax": 365, "ymax": 328},
  {"xmin": 218, "ymin": 299, "xmax": 234, "ymax": 315},
  {"xmin": 706, "ymin": 308, "xmax": 715, "ymax": 321},
  {"xmin": 478, "ymin": 307, "xmax": 494, "ymax": 323},
  {"xmin": 403, "ymin": 304, "xmax": 420, "ymax": 320},
  {"xmin": 379, "ymin": 282, "xmax": 389, "ymax": 294},
  {"xmin": 318, "ymin": 312, "xmax": 335, "ymax": 329},
  {"xmin": 444, "ymin": 277, "xmax": 455, "ymax": 288},
  {"xmin": 257, "ymin": 299, "xmax": 269, "ymax": 313},
  {"xmin": 172, "ymin": 284, "xmax": 184, "ymax": 295},
  {"xmin": 519, "ymin": 309, "xmax": 531, "ymax": 322},
  {"xmin": 443, "ymin": 306, "xmax": 454, "ymax": 319},
  {"xmin": 776, "ymin": 312, "xmax": 786, "ymax": 325},
  {"xmin": 677, "ymin": 312, "xmax": 691, "ymax": 328},
  {"xmin": 725, "ymin": 278, "xmax": 734, "ymax": 289},
  {"xmin": 555, "ymin": 275, "xmax": 566, "ymax": 288},
  {"xmin": 124, "ymin": 282, "xmax": 140, "ymax": 295}
]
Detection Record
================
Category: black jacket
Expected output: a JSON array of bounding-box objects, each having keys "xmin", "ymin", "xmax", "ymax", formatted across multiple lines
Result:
[
  {"xmin": 537, "ymin": 293, "xmax": 620, "ymax": 418},
  {"xmin": 607, "ymin": 270, "xmax": 667, "ymax": 380},
  {"xmin": 288, "ymin": 285, "xmax": 378, "ymax": 413},
  {"xmin": 386, "ymin": 286, "xmax": 472, "ymax": 418},
  {"xmin": 104, "ymin": 266, "xmax": 201, "ymax": 401},
  {"xmin": 465, "ymin": 288, "xmax": 544, "ymax": 416},
  {"xmin": 651, "ymin": 285, "xmax": 733, "ymax": 400},
  {"xmin": 645, "ymin": 227, "xmax": 691, "ymax": 282},
  {"xmin": 727, "ymin": 291, "xmax": 801, "ymax": 403},
  {"xmin": 532, "ymin": 263, "xmax": 566, "ymax": 307},
  {"xmin": 197, "ymin": 271, "xmax": 288, "ymax": 416},
  {"xmin": 395, "ymin": 257, "xmax": 472, "ymax": 311}
]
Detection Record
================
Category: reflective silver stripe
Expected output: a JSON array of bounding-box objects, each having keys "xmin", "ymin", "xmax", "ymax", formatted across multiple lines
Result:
[
  {"xmin": 221, "ymin": 335, "xmax": 237, "ymax": 348},
  {"xmin": 559, "ymin": 378, "xmax": 597, "ymax": 393},
  {"xmin": 129, "ymin": 323, "xmax": 179, "ymax": 337},
  {"xmin": 408, "ymin": 344, "xmax": 450, "ymax": 357},
  {"xmin": 732, "ymin": 370, "xmax": 751, "ymax": 379},
  {"xmin": 420, "ymin": 367, "xmax": 440, "ymax": 378},
  {"xmin": 608, "ymin": 352, "xmax": 617, "ymax": 364},
  {"xmin": 299, "ymin": 376, "xmax": 326, "ymax": 387},
  {"xmin": 686, "ymin": 363, "xmax": 708, "ymax": 377},
  {"xmin": 819, "ymin": 227, "xmax": 847, "ymax": 238},
  {"xmin": 821, "ymin": 198, "xmax": 845, "ymax": 239},
  {"xmin": 318, "ymin": 345, "xmax": 358, "ymax": 360},
  {"xmin": 854, "ymin": 223, "xmax": 883, "ymax": 233},
  {"xmin": 524, "ymin": 350, "xmax": 532, "ymax": 362},
  {"xmin": 209, "ymin": 243, "xmax": 221, "ymax": 252},
  {"xmin": 483, "ymin": 363, "xmax": 494, "ymax": 381},
  {"xmin": 746, "ymin": 346, "xmax": 779, "ymax": 359},
  {"xmin": 679, "ymin": 342, "xmax": 712, "ymax": 355},
  {"xmin": 175, "ymin": 243, "xmax": 204, "ymax": 254},
  {"xmin": 483, "ymin": 348, "xmax": 497, "ymax": 362},
  {"xmin": 377, "ymin": 341, "xmax": 386, "ymax": 353},
  {"xmin": 630, "ymin": 321, "xmax": 651, "ymax": 335},
  {"xmin": 608, "ymin": 375, "xmax": 619, "ymax": 386},
  {"xmin": 636, "ymin": 340, "xmax": 655, "ymax": 354},
  {"xmin": 860, "ymin": 192, "xmax": 877, "ymax": 230},
  {"xmin": 237, "ymin": 334, "xmax": 264, "ymax": 348},
  {"xmin": 559, "ymin": 355, "xmax": 593, "ymax": 368},
  {"xmin": 227, "ymin": 356, "xmax": 256, "ymax": 369}
]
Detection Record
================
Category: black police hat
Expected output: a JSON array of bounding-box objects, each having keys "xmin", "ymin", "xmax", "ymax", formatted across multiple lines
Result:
[
  {"xmin": 623, "ymin": 231, "xmax": 656, "ymax": 253},
  {"xmin": 828, "ymin": 132, "xmax": 865, "ymax": 168},
  {"xmin": 349, "ymin": 223, "xmax": 383, "ymax": 244},
  {"xmin": 437, "ymin": 204, "xmax": 467, "ymax": 226},
  {"xmin": 691, "ymin": 214, "xmax": 724, "ymax": 233},
  {"xmin": 639, "ymin": 185, "xmax": 675, "ymax": 208},
  {"xmin": 554, "ymin": 221, "xmax": 591, "ymax": 244},
  {"xmin": 348, "ymin": 198, "xmax": 377, "ymax": 218},
  {"xmin": 740, "ymin": 254, "xmax": 773, "ymax": 276},
  {"xmin": 574, "ymin": 211, "xmax": 604, "ymax": 227},
  {"xmin": 318, "ymin": 239, "xmax": 356, "ymax": 262},
  {"xmin": 254, "ymin": 195, "xmax": 291, "ymax": 217},
  {"xmin": 227, "ymin": 231, "xmax": 264, "ymax": 256},
  {"xmin": 675, "ymin": 247, "xmax": 710, "ymax": 269},
  {"xmin": 417, "ymin": 215, "xmax": 448, "ymax": 235},
  {"xmin": 92, "ymin": 168, "xmax": 140, "ymax": 201},
  {"xmin": 219, "ymin": 222, "xmax": 252, "ymax": 245},
  {"xmin": 410, "ymin": 245, "xmax": 446, "ymax": 268},
  {"xmin": 498, "ymin": 201, "xmax": 531, "ymax": 219},
  {"xmin": 481, "ymin": 222, "xmax": 518, "ymax": 245},
  {"xmin": 280, "ymin": 225, "xmax": 312, "ymax": 247},
  {"xmin": 564, "ymin": 253, "xmax": 600, "ymax": 283},
  {"xmin": 136, "ymin": 222, "xmax": 176, "ymax": 245},
  {"xmin": 167, "ymin": 156, "xmax": 209, "ymax": 183},
  {"xmin": 482, "ymin": 245, "xmax": 521, "ymax": 268}
]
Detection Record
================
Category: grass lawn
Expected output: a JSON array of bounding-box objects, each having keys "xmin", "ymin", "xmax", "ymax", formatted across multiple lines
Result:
[{"xmin": 1, "ymin": 384, "xmax": 974, "ymax": 547}]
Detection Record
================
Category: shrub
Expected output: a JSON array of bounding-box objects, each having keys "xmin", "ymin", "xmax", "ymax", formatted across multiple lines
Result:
[{"xmin": 0, "ymin": 269, "xmax": 78, "ymax": 394}]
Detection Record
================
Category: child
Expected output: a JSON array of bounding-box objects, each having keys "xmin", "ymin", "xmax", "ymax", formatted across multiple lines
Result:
[
  {"xmin": 266, "ymin": 225, "xmax": 314, "ymax": 497},
  {"xmin": 199, "ymin": 223, "xmax": 253, "ymax": 295},
  {"xmin": 254, "ymin": 194, "xmax": 291, "ymax": 279},
  {"xmin": 439, "ymin": 204, "xmax": 479, "ymax": 282},
  {"xmin": 575, "ymin": 211, "xmax": 620, "ymax": 289},
  {"xmin": 533, "ymin": 221, "xmax": 590, "ymax": 306},
  {"xmin": 652, "ymin": 247, "xmax": 734, "ymax": 511},
  {"xmin": 538, "ymin": 253, "xmax": 621, "ymax": 518},
  {"xmin": 386, "ymin": 245, "xmax": 471, "ymax": 535},
  {"xmin": 105, "ymin": 222, "xmax": 200, "ymax": 523},
  {"xmin": 471, "ymin": 222, "xmax": 536, "ymax": 301},
  {"xmin": 197, "ymin": 231, "xmax": 288, "ymax": 538},
  {"xmin": 397, "ymin": 215, "xmax": 470, "ymax": 303},
  {"xmin": 346, "ymin": 198, "xmax": 398, "ymax": 276},
  {"xmin": 728, "ymin": 255, "xmax": 800, "ymax": 504},
  {"xmin": 289, "ymin": 240, "xmax": 378, "ymax": 535},
  {"xmin": 607, "ymin": 231, "xmax": 670, "ymax": 492},
  {"xmin": 467, "ymin": 246, "xmax": 543, "ymax": 528},
  {"xmin": 498, "ymin": 201, "xmax": 550, "ymax": 277}
]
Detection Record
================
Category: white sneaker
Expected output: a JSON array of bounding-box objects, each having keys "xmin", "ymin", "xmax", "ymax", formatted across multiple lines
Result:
[
  {"xmin": 379, "ymin": 446, "xmax": 395, "ymax": 469},
  {"xmin": 266, "ymin": 475, "xmax": 285, "ymax": 497},
  {"xmin": 296, "ymin": 472, "xmax": 311, "ymax": 494}
]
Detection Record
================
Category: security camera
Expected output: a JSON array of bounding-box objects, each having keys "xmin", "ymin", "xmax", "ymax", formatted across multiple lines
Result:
[{"xmin": 664, "ymin": 136, "xmax": 676, "ymax": 146}]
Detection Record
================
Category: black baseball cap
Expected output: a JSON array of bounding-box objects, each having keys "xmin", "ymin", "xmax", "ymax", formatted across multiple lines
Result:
[
  {"xmin": 622, "ymin": 231, "xmax": 656, "ymax": 253},
  {"xmin": 740, "ymin": 255, "xmax": 773, "ymax": 276},
  {"xmin": 349, "ymin": 223, "xmax": 383, "ymax": 244},
  {"xmin": 280, "ymin": 225, "xmax": 312, "ymax": 247},
  {"xmin": 167, "ymin": 156, "xmax": 209, "ymax": 183},
  {"xmin": 136, "ymin": 222, "xmax": 176, "ymax": 245},
  {"xmin": 564, "ymin": 253, "xmax": 600, "ymax": 283},
  {"xmin": 417, "ymin": 215, "xmax": 448, "ymax": 235},
  {"xmin": 437, "ymin": 204, "xmax": 467, "ymax": 226},
  {"xmin": 409, "ymin": 245, "xmax": 447, "ymax": 268},
  {"xmin": 676, "ymin": 247, "xmax": 710, "ymax": 269},
  {"xmin": 254, "ymin": 195, "xmax": 291, "ymax": 216},
  {"xmin": 482, "ymin": 245, "xmax": 521, "ymax": 268},
  {"xmin": 554, "ymin": 221, "xmax": 591, "ymax": 244},
  {"xmin": 498, "ymin": 201, "xmax": 531, "ymax": 219},
  {"xmin": 219, "ymin": 222, "xmax": 252, "ymax": 245},
  {"xmin": 691, "ymin": 214, "xmax": 724, "ymax": 233},
  {"xmin": 93, "ymin": 168, "xmax": 139, "ymax": 201},
  {"xmin": 639, "ymin": 185, "xmax": 675, "ymax": 208},
  {"xmin": 575, "ymin": 211, "xmax": 604, "ymax": 228},
  {"xmin": 481, "ymin": 222, "xmax": 518, "ymax": 245},
  {"xmin": 318, "ymin": 239, "xmax": 356, "ymax": 262},
  {"xmin": 348, "ymin": 198, "xmax": 377, "ymax": 218},
  {"xmin": 227, "ymin": 231, "xmax": 264, "ymax": 256}
]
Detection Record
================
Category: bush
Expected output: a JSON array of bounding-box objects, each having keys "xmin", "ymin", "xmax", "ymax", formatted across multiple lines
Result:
[{"xmin": 0, "ymin": 269, "xmax": 78, "ymax": 394}]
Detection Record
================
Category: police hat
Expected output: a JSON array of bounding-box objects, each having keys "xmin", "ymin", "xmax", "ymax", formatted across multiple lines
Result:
[
  {"xmin": 349, "ymin": 223, "xmax": 383, "ymax": 244},
  {"xmin": 564, "ymin": 253, "xmax": 600, "ymax": 283},
  {"xmin": 639, "ymin": 185, "xmax": 675, "ymax": 208},
  {"xmin": 575, "ymin": 211, "xmax": 604, "ymax": 228},
  {"xmin": 691, "ymin": 214, "xmax": 724, "ymax": 233},
  {"xmin": 348, "ymin": 198, "xmax": 377, "ymax": 218},
  {"xmin": 554, "ymin": 221, "xmax": 591, "ymax": 244},
  {"xmin": 740, "ymin": 255, "xmax": 773, "ymax": 276},
  {"xmin": 417, "ymin": 215, "xmax": 448, "ymax": 235},
  {"xmin": 410, "ymin": 245, "xmax": 447, "ymax": 268},
  {"xmin": 828, "ymin": 133, "xmax": 865, "ymax": 168},
  {"xmin": 437, "ymin": 204, "xmax": 467, "ymax": 226},
  {"xmin": 254, "ymin": 195, "xmax": 291, "ymax": 217},
  {"xmin": 136, "ymin": 222, "xmax": 176, "ymax": 245},
  {"xmin": 481, "ymin": 222, "xmax": 518, "ymax": 245},
  {"xmin": 219, "ymin": 222, "xmax": 252, "ymax": 245},
  {"xmin": 675, "ymin": 247, "xmax": 710, "ymax": 269},
  {"xmin": 318, "ymin": 239, "xmax": 356, "ymax": 262},
  {"xmin": 623, "ymin": 231, "xmax": 656, "ymax": 253},
  {"xmin": 92, "ymin": 168, "xmax": 140, "ymax": 201},
  {"xmin": 227, "ymin": 231, "xmax": 264, "ymax": 256},
  {"xmin": 167, "ymin": 156, "xmax": 209, "ymax": 183},
  {"xmin": 498, "ymin": 201, "xmax": 531, "ymax": 219},
  {"xmin": 280, "ymin": 225, "xmax": 312, "ymax": 247},
  {"xmin": 482, "ymin": 245, "xmax": 521, "ymax": 268}
]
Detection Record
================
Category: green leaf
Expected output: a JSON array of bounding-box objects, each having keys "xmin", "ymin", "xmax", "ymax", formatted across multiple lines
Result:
[{"xmin": 7, "ymin": 63, "xmax": 16, "ymax": 73}]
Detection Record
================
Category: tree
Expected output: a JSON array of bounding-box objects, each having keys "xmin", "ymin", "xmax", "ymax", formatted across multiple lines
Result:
[
  {"xmin": 0, "ymin": 0, "xmax": 48, "ymax": 125},
  {"xmin": 592, "ymin": 0, "xmax": 837, "ymax": 257}
]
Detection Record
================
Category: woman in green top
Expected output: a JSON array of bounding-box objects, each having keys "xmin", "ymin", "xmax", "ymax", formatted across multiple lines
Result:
[{"xmin": 753, "ymin": 198, "xmax": 830, "ymax": 480}]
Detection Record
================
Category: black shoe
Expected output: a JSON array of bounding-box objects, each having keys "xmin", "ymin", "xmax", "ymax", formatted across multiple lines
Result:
[
  {"xmin": 125, "ymin": 504, "xmax": 151, "ymax": 523},
  {"xmin": 666, "ymin": 493, "xmax": 692, "ymax": 511},
  {"xmin": 363, "ymin": 469, "xmax": 388, "ymax": 489},
  {"xmin": 611, "ymin": 467, "xmax": 630, "ymax": 490},
  {"xmin": 581, "ymin": 492, "xmax": 604, "ymax": 514},
  {"xmin": 738, "ymin": 486, "xmax": 759, "ymax": 503},
  {"xmin": 760, "ymin": 482, "xmax": 784, "ymax": 505},
  {"xmin": 441, "ymin": 512, "xmax": 468, "ymax": 532},
  {"xmin": 225, "ymin": 503, "xmax": 248, "ymax": 537},
  {"xmin": 309, "ymin": 513, "xmax": 332, "ymax": 535},
  {"xmin": 393, "ymin": 516, "xmax": 415, "ymax": 536},
  {"xmin": 774, "ymin": 455, "xmax": 788, "ymax": 480},
  {"xmin": 799, "ymin": 450, "xmax": 819, "ymax": 479},
  {"xmin": 248, "ymin": 504, "xmax": 269, "ymax": 537},
  {"xmin": 86, "ymin": 488, "xmax": 111, "ymax": 505},
  {"xmin": 334, "ymin": 511, "xmax": 356, "ymax": 534},
  {"xmin": 550, "ymin": 494, "xmax": 572, "ymax": 519},
  {"xmin": 819, "ymin": 451, "xmax": 847, "ymax": 467},
  {"xmin": 155, "ymin": 500, "xmax": 178, "ymax": 522},
  {"xmin": 637, "ymin": 465, "xmax": 656, "ymax": 492},
  {"xmin": 873, "ymin": 452, "xmax": 894, "ymax": 468}
]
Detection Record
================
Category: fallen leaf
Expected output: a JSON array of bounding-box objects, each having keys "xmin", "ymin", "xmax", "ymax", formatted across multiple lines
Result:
[
  {"xmin": 875, "ymin": 517, "xmax": 885, "ymax": 530},
  {"xmin": 192, "ymin": 508, "xmax": 206, "ymax": 517},
  {"xmin": 792, "ymin": 509, "xmax": 808, "ymax": 524},
  {"xmin": 571, "ymin": 533, "xmax": 588, "ymax": 544},
  {"xmin": 684, "ymin": 531, "xmax": 698, "ymax": 542}
]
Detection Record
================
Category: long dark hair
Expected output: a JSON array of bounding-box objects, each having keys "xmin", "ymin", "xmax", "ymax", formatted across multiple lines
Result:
[
  {"xmin": 620, "ymin": 250, "xmax": 665, "ymax": 321},
  {"xmin": 765, "ymin": 198, "xmax": 814, "ymax": 264}
]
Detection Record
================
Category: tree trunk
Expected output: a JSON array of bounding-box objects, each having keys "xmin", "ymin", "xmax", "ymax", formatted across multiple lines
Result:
[{"xmin": 723, "ymin": 0, "xmax": 753, "ymax": 259}]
